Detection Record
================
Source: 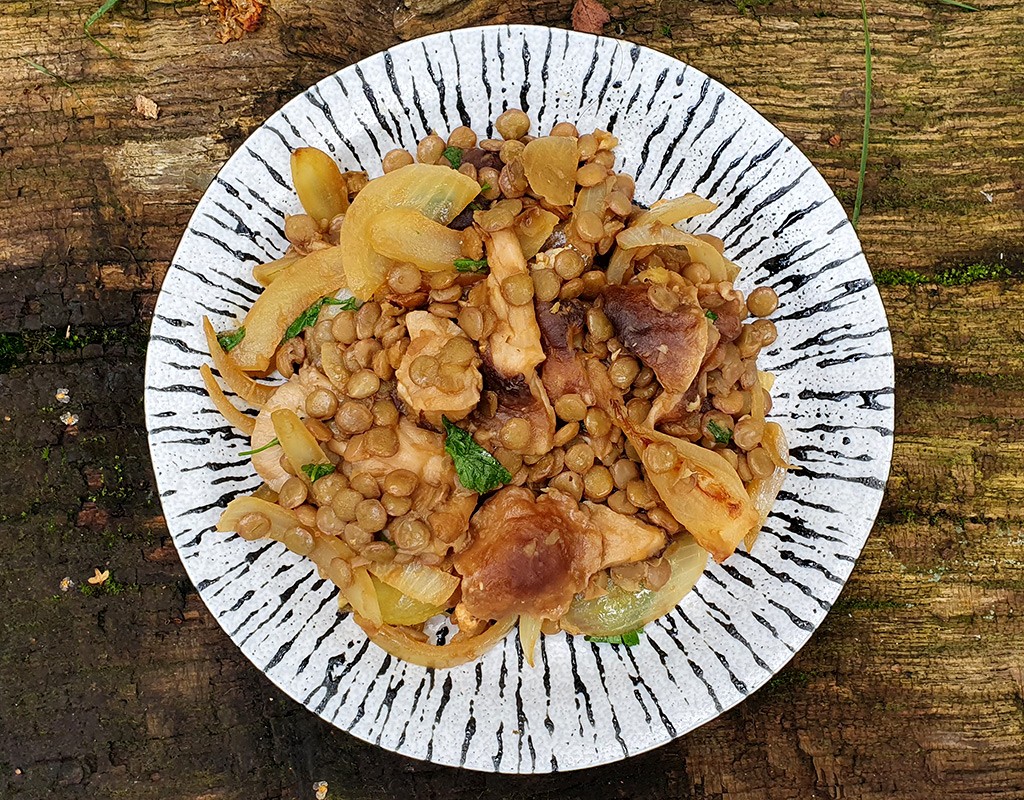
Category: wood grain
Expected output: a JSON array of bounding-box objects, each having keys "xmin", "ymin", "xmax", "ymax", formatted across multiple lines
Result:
[{"xmin": 1, "ymin": 0, "xmax": 1023, "ymax": 797}]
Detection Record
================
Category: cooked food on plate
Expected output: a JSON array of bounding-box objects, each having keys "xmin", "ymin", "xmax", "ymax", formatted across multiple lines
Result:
[{"xmin": 202, "ymin": 109, "xmax": 789, "ymax": 668}]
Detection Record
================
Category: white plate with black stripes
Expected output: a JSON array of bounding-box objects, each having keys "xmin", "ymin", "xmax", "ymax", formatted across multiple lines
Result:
[{"xmin": 145, "ymin": 25, "xmax": 894, "ymax": 773}]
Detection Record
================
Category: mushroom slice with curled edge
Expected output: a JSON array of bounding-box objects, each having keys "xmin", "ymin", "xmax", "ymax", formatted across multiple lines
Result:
[
  {"xmin": 583, "ymin": 502, "xmax": 667, "ymax": 570},
  {"xmin": 535, "ymin": 298, "xmax": 593, "ymax": 405},
  {"xmin": 472, "ymin": 360, "xmax": 556, "ymax": 457},
  {"xmin": 603, "ymin": 279, "xmax": 710, "ymax": 426},
  {"xmin": 396, "ymin": 311, "xmax": 482, "ymax": 423},
  {"xmin": 454, "ymin": 487, "xmax": 602, "ymax": 621},
  {"xmin": 482, "ymin": 227, "xmax": 546, "ymax": 379},
  {"xmin": 603, "ymin": 281, "xmax": 708, "ymax": 396}
]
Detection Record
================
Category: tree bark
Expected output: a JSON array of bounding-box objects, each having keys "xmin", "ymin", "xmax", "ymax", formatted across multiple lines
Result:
[{"xmin": 1, "ymin": 0, "xmax": 1023, "ymax": 798}]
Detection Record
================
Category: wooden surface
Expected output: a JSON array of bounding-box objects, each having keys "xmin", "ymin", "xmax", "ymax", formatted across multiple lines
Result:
[{"xmin": 2, "ymin": 0, "xmax": 1023, "ymax": 797}]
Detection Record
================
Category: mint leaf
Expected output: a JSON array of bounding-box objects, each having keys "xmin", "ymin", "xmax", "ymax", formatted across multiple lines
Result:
[
  {"xmin": 454, "ymin": 258, "xmax": 488, "ymax": 274},
  {"xmin": 707, "ymin": 420, "xmax": 732, "ymax": 444},
  {"xmin": 217, "ymin": 327, "xmax": 246, "ymax": 352},
  {"xmin": 705, "ymin": 309, "xmax": 718, "ymax": 321},
  {"xmin": 283, "ymin": 296, "xmax": 359, "ymax": 341},
  {"xmin": 239, "ymin": 437, "xmax": 279, "ymax": 457},
  {"xmin": 324, "ymin": 296, "xmax": 360, "ymax": 310},
  {"xmin": 301, "ymin": 463, "xmax": 335, "ymax": 482},
  {"xmin": 586, "ymin": 629, "xmax": 643, "ymax": 646},
  {"xmin": 442, "ymin": 146, "xmax": 463, "ymax": 169},
  {"xmin": 441, "ymin": 416, "xmax": 511, "ymax": 493}
]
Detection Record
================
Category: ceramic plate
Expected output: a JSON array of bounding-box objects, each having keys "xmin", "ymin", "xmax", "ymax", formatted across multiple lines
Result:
[{"xmin": 145, "ymin": 24, "xmax": 894, "ymax": 773}]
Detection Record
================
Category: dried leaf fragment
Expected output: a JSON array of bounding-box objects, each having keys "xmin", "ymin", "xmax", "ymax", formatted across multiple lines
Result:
[
  {"xmin": 134, "ymin": 94, "xmax": 159, "ymax": 119},
  {"xmin": 572, "ymin": 0, "xmax": 611, "ymax": 34},
  {"xmin": 202, "ymin": 0, "xmax": 266, "ymax": 43},
  {"xmin": 88, "ymin": 568, "xmax": 110, "ymax": 586},
  {"xmin": 828, "ymin": 133, "xmax": 842, "ymax": 147}
]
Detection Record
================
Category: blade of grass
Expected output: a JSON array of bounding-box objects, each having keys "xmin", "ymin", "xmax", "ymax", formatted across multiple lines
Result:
[
  {"xmin": 853, "ymin": 0, "xmax": 873, "ymax": 228},
  {"xmin": 935, "ymin": 0, "xmax": 979, "ymax": 9},
  {"xmin": 19, "ymin": 57, "xmax": 83, "ymax": 103},
  {"xmin": 85, "ymin": 0, "xmax": 121, "ymax": 55}
]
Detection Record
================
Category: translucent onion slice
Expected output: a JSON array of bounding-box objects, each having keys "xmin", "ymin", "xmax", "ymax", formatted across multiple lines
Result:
[
  {"xmin": 341, "ymin": 164, "xmax": 479, "ymax": 300},
  {"xmin": 616, "ymin": 222, "xmax": 728, "ymax": 282},
  {"xmin": 199, "ymin": 364, "xmax": 255, "ymax": 435},
  {"xmin": 347, "ymin": 567, "xmax": 383, "ymax": 627},
  {"xmin": 202, "ymin": 317, "xmax": 274, "ymax": 407},
  {"xmin": 217, "ymin": 495, "xmax": 313, "ymax": 553},
  {"xmin": 373, "ymin": 577, "xmax": 443, "ymax": 626},
  {"xmin": 522, "ymin": 136, "xmax": 579, "ymax": 206},
  {"xmin": 270, "ymin": 408, "xmax": 330, "ymax": 486},
  {"xmin": 368, "ymin": 559, "xmax": 460, "ymax": 607},
  {"xmin": 561, "ymin": 537, "xmax": 708, "ymax": 637},
  {"xmin": 253, "ymin": 254, "xmax": 301, "ymax": 287},
  {"xmin": 744, "ymin": 422, "xmax": 790, "ymax": 551},
  {"xmin": 370, "ymin": 208, "xmax": 465, "ymax": 272},
  {"xmin": 353, "ymin": 615, "xmax": 517, "ymax": 670},
  {"xmin": 516, "ymin": 207, "xmax": 560, "ymax": 260},
  {"xmin": 518, "ymin": 614, "xmax": 543, "ymax": 667},
  {"xmin": 291, "ymin": 146, "xmax": 349, "ymax": 225},
  {"xmin": 636, "ymin": 194, "xmax": 718, "ymax": 227},
  {"xmin": 230, "ymin": 246, "xmax": 347, "ymax": 372}
]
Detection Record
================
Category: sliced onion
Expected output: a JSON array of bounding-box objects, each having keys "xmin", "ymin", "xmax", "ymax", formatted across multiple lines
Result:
[
  {"xmin": 616, "ymin": 222, "xmax": 727, "ymax": 281},
  {"xmin": 606, "ymin": 244, "xmax": 635, "ymax": 285},
  {"xmin": 523, "ymin": 136, "xmax": 579, "ymax": 206},
  {"xmin": 347, "ymin": 567, "xmax": 383, "ymax": 627},
  {"xmin": 516, "ymin": 207, "xmax": 560, "ymax": 260},
  {"xmin": 199, "ymin": 364, "xmax": 255, "ymax": 435},
  {"xmin": 202, "ymin": 317, "xmax": 274, "ymax": 407},
  {"xmin": 291, "ymin": 146, "xmax": 349, "ymax": 225},
  {"xmin": 230, "ymin": 246, "xmax": 347, "ymax": 372},
  {"xmin": 353, "ymin": 615, "xmax": 517, "ymax": 669},
  {"xmin": 613, "ymin": 401, "xmax": 757, "ymax": 563},
  {"xmin": 636, "ymin": 194, "xmax": 718, "ymax": 227},
  {"xmin": 270, "ymin": 408, "xmax": 330, "ymax": 486},
  {"xmin": 370, "ymin": 208, "xmax": 464, "ymax": 273},
  {"xmin": 518, "ymin": 614, "xmax": 543, "ymax": 667},
  {"xmin": 217, "ymin": 495, "xmax": 314, "ymax": 555},
  {"xmin": 744, "ymin": 422, "xmax": 790, "ymax": 550},
  {"xmin": 368, "ymin": 559, "xmax": 460, "ymax": 607},
  {"xmin": 373, "ymin": 577, "xmax": 443, "ymax": 626},
  {"xmin": 341, "ymin": 164, "xmax": 479, "ymax": 299},
  {"xmin": 561, "ymin": 537, "xmax": 708, "ymax": 637},
  {"xmin": 253, "ymin": 254, "xmax": 301, "ymax": 287}
]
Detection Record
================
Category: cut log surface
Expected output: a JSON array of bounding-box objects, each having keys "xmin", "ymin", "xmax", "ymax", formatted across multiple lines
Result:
[{"xmin": 1, "ymin": 0, "xmax": 1023, "ymax": 798}]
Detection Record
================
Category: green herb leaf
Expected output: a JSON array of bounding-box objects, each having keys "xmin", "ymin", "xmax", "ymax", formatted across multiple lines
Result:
[
  {"xmin": 217, "ymin": 327, "xmax": 246, "ymax": 352},
  {"xmin": 586, "ymin": 629, "xmax": 643, "ymax": 646},
  {"xmin": 935, "ymin": 0, "xmax": 978, "ymax": 9},
  {"xmin": 442, "ymin": 416, "xmax": 512, "ymax": 494},
  {"xmin": 301, "ymin": 463, "xmax": 336, "ymax": 482},
  {"xmin": 704, "ymin": 309, "xmax": 719, "ymax": 321},
  {"xmin": 442, "ymin": 146, "xmax": 463, "ymax": 169},
  {"xmin": 239, "ymin": 437, "xmax": 279, "ymax": 457},
  {"xmin": 479, "ymin": 182, "xmax": 492, "ymax": 192},
  {"xmin": 707, "ymin": 420, "xmax": 732, "ymax": 444},
  {"xmin": 283, "ymin": 296, "xmax": 359, "ymax": 341},
  {"xmin": 454, "ymin": 258, "xmax": 489, "ymax": 274},
  {"xmin": 324, "ymin": 296, "xmax": 361, "ymax": 310}
]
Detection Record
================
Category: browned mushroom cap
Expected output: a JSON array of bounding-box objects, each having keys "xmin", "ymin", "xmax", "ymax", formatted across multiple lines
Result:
[
  {"xmin": 453, "ymin": 487, "xmax": 601, "ymax": 620},
  {"xmin": 602, "ymin": 283, "xmax": 709, "ymax": 396}
]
